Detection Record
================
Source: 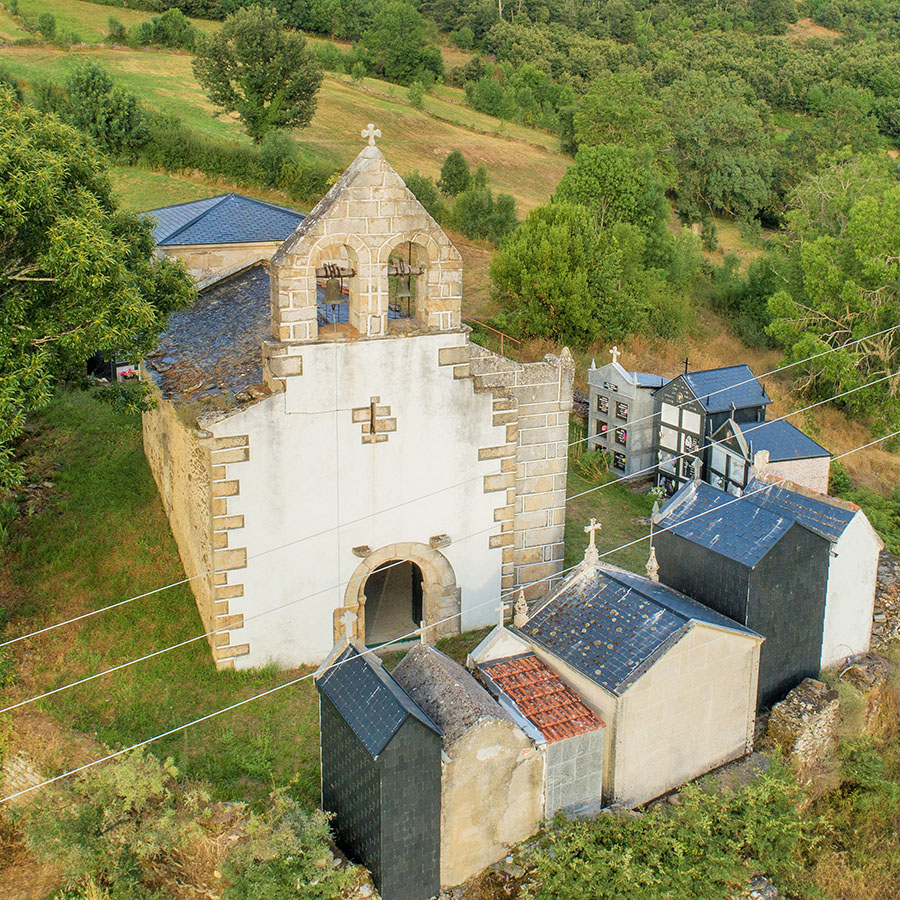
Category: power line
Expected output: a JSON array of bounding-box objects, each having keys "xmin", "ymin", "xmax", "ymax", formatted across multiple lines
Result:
[
  {"xmin": 4, "ymin": 372, "xmax": 895, "ymax": 712},
  {"xmin": 3, "ymin": 425, "xmax": 898, "ymax": 806},
  {"xmin": 4, "ymin": 324, "xmax": 897, "ymax": 649}
]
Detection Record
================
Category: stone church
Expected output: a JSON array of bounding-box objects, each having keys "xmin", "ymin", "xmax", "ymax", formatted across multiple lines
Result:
[{"xmin": 142, "ymin": 126, "xmax": 574, "ymax": 668}]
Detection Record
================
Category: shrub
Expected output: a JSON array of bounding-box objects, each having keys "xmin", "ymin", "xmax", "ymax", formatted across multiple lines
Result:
[
  {"xmin": 404, "ymin": 171, "xmax": 444, "ymax": 220},
  {"xmin": 408, "ymin": 80, "xmax": 425, "ymax": 109},
  {"xmin": 314, "ymin": 41, "xmax": 348, "ymax": 73},
  {"xmin": 575, "ymin": 450, "xmax": 610, "ymax": 483},
  {"xmin": 0, "ymin": 67, "xmax": 23, "ymax": 102},
  {"xmin": 350, "ymin": 60, "xmax": 366, "ymax": 82},
  {"xmin": 438, "ymin": 148, "xmax": 470, "ymax": 196},
  {"xmin": 259, "ymin": 130, "xmax": 298, "ymax": 187},
  {"xmin": 454, "ymin": 186, "xmax": 517, "ymax": 243},
  {"xmin": 105, "ymin": 16, "xmax": 126, "ymax": 44},
  {"xmin": 450, "ymin": 26, "xmax": 474, "ymax": 49},
  {"xmin": 36, "ymin": 11, "xmax": 55, "ymax": 39}
]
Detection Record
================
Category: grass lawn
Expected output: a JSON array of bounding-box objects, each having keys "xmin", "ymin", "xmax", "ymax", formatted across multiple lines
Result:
[
  {"xmin": 0, "ymin": 390, "xmax": 508, "ymax": 809},
  {"xmin": 11, "ymin": 0, "xmax": 218, "ymax": 43}
]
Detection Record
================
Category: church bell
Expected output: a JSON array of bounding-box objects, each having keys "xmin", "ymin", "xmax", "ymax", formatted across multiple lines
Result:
[
  {"xmin": 324, "ymin": 277, "xmax": 343, "ymax": 304},
  {"xmin": 393, "ymin": 277, "xmax": 413, "ymax": 300}
]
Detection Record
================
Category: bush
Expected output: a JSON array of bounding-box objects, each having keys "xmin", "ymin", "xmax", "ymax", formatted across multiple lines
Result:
[
  {"xmin": 575, "ymin": 449, "xmax": 610, "ymax": 483},
  {"xmin": 0, "ymin": 67, "xmax": 23, "ymax": 102},
  {"xmin": 259, "ymin": 130, "xmax": 298, "ymax": 187},
  {"xmin": 36, "ymin": 11, "xmax": 55, "ymax": 39},
  {"xmin": 350, "ymin": 60, "xmax": 366, "ymax": 82},
  {"xmin": 314, "ymin": 41, "xmax": 349, "ymax": 73},
  {"xmin": 408, "ymin": 80, "xmax": 425, "ymax": 109},
  {"xmin": 438, "ymin": 148, "xmax": 470, "ymax": 196},
  {"xmin": 404, "ymin": 171, "xmax": 444, "ymax": 220},
  {"xmin": 450, "ymin": 25, "xmax": 475, "ymax": 49},
  {"xmin": 454, "ymin": 187, "xmax": 518, "ymax": 243},
  {"xmin": 105, "ymin": 16, "xmax": 126, "ymax": 44}
]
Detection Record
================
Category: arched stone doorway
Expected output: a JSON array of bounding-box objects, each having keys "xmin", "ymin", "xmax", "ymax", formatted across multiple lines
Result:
[{"xmin": 335, "ymin": 542, "xmax": 461, "ymax": 646}]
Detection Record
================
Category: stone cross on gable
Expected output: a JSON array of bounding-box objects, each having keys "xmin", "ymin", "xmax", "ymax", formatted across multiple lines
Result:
[
  {"xmin": 609, "ymin": 346, "xmax": 621, "ymax": 366},
  {"xmin": 361, "ymin": 123, "xmax": 381, "ymax": 147},
  {"xmin": 513, "ymin": 590, "xmax": 529, "ymax": 628},
  {"xmin": 584, "ymin": 518, "xmax": 601, "ymax": 566},
  {"xmin": 341, "ymin": 608, "xmax": 357, "ymax": 641}
]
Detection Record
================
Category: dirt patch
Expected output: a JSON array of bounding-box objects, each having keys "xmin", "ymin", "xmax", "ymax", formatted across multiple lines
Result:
[{"xmin": 787, "ymin": 17, "xmax": 841, "ymax": 43}]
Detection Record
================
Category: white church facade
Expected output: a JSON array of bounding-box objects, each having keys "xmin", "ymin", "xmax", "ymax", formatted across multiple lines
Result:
[{"xmin": 142, "ymin": 127, "xmax": 574, "ymax": 668}]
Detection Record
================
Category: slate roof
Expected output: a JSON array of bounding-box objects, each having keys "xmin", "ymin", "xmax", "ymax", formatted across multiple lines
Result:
[
  {"xmin": 742, "ymin": 420, "xmax": 830, "ymax": 462},
  {"xmin": 481, "ymin": 653, "xmax": 604, "ymax": 743},
  {"xmin": 659, "ymin": 365, "xmax": 772, "ymax": 413},
  {"xmin": 392, "ymin": 644, "xmax": 512, "ymax": 751},
  {"xmin": 145, "ymin": 263, "xmax": 271, "ymax": 404},
  {"xmin": 145, "ymin": 193, "xmax": 305, "ymax": 246},
  {"xmin": 521, "ymin": 564, "xmax": 758, "ymax": 696},
  {"xmin": 743, "ymin": 476, "xmax": 858, "ymax": 543},
  {"xmin": 633, "ymin": 372, "xmax": 667, "ymax": 389},
  {"xmin": 317, "ymin": 644, "xmax": 441, "ymax": 759},
  {"xmin": 655, "ymin": 480, "xmax": 795, "ymax": 567}
]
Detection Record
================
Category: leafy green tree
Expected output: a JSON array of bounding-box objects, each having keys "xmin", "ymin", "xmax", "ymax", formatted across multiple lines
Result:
[
  {"xmin": 661, "ymin": 72, "xmax": 776, "ymax": 220},
  {"xmin": 408, "ymin": 80, "xmax": 425, "ymax": 109},
  {"xmin": 490, "ymin": 203, "xmax": 643, "ymax": 347},
  {"xmin": 36, "ymin": 11, "xmax": 55, "ymax": 39},
  {"xmin": 438, "ymin": 148, "xmax": 471, "ymax": 196},
  {"xmin": 404, "ymin": 171, "xmax": 445, "ymax": 220},
  {"xmin": 0, "ymin": 89, "xmax": 194, "ymax": 488},
  {"xmin": 105, "ymin": 16, "xmax": 126, "ymax": 44},
  {"xmin": 60, "ymin": 63, "xmax": 147, "ymax": 158},
  {"xmin": 767, "ymin": 180, "xmax": 900, "ymax": 433},
  {"xmin": 361, "ymin": 1, "xmax": 444, "ymax": 85},
  {"xmin": 454, "ymin": 186, "xmax": 517, "ymax": 242},
  {"xmin": 751, "ymin": 0, "xmax": 799, "ymax": 34},
  {"xmin": 193, "ymin": 6, "xmax": 322, "ymax": 143},
  {"xmin": 553, "ymin": 143, "xmax": 670, "ymax": 263},
  {"xmin": 350, "ymin": 60, "xmax": 366, "ymax": 82}
]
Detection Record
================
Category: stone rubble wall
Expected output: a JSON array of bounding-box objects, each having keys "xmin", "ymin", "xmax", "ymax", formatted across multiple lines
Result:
[
  {"xmin": 873, "ymin": 550, "xmax": 900, "ymax": 650},
  {"xmin": 766, "ymin": 678, "xmax": 840, "ymax": 770}
]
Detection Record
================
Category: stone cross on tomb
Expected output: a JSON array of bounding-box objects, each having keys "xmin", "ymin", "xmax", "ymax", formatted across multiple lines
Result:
[
  {"xmin": 609, "ymin": 345, "xmax": 621, "ymax": 366},
  {"xmin": 584, "ymin": 517, "xmax": 601, "ymax": 567},
  {"xmin": 341, "ymin": 608, "xmax": 357, "ymax": 642},
  {"xmin": 361, "ymin": 123, "xmax": 381, "ymax": 147},
  {"xmin": 513, "ymin": 590, "xmax": 529, "ymax": 628}
]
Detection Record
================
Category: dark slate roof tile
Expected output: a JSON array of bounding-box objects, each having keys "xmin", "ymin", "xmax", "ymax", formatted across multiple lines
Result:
[
  {"xmin": 145, "ymin": 264, "xmax": 270, "ymax": 404},
  {"xmin": 660, "ymin": 365, "xmax": 771, "ymax": 413},
  {"xmin": 743, "ymin": 477, "xmax": 857, "ymax": 542},
  {"xmin": 656, "ymin": 481, "xmax": 793, "ymax": 567},
  {"xmin": 741, "ymin": 420, "xmax": 830, "ymax": 462},
  {"xmin": 144, "ymin": 193, "xmax": 305, "ymax": 246},
  {"xmin": 632, "ymin": 372, "xmax": 666, "ymax": 388},
  {"xmin": 317, "ymin": 645, "xmax": 441, "ymax": 759}
]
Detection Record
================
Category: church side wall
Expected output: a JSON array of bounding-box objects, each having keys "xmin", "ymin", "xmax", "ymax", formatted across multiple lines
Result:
[
  {"xmin": 820, "ymin": 514, "xmax": 880, "ymax": 667},
  {"xmin": 141, "ymin": 397, "xmax": 216, "ymax": 645},
  {"xmin": 615, "ymin": 625, "xmax": 760, "ymax": 807},
  {"xmin": 439, "ymin": 721, "xmax": 543, "ymax": 887},
  {"xmin": 206, "ymin": 331, "xmax": 507, "ymax": 667}
]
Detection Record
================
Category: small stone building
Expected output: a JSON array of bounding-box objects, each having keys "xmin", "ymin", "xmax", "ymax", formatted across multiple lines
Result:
[
  {"xmin": 742, "ymin": 474, "xmax": 883, "ymax": 668},
  {"xmin": 516, "ymin": 557, "xmax": 762, "ymax": 807},
  {"xmin": 144, "ymin": 193, "xmax": 306, "ymax": 288},
  {"xmin": 316, "ymin": 642, "xmax": 442, "ymax": 900},
  {"xmin": 392, "ymin": 644, "xmax": 544, "ymax": 886},
  {"xmin": 142, "ymin": 129, "xmax": 574, "ymax": 668},
  {"xmin": 654, "ymin": 480, "xmax": 831, "ymax": 707},
  {"xmin": 654, "ymin": 365, "xmax": 771, "ymax": 493},
  {"xmin": 587, "ymin": 348, "xmax": 664, "ymax": 479},
  {"xmin": 708, "ymin": 418, "xmax": 831, "ymax": 495}
]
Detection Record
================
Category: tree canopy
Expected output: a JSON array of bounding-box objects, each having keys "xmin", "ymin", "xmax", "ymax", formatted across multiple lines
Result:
[
  {"xmin": 360, "ymin": 2, "xmax": 443, "ymax": 86},
  {"xmin": 0, "ymin": 89, "xmax": 195, "ymax": 487},
  {"xmin": 193, "ymin": 6, "xmax": 323, "ymax": 143}
]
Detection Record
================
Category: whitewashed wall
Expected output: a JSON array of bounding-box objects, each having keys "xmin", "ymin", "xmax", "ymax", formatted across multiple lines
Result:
[
  {"xmin": 820, "ymin": 512, "xmax": 882, "ymax": 667},
  {"xmin": 208, "ymin": 330, "xmax": 505, "ymax": 667}
]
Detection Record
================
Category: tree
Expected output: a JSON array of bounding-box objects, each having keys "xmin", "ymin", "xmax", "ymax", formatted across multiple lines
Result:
[
  {"xmin": 553, "ymin": 143, "xmax": 670, "ymax": 263},
  {"xmin": 408, "ymin": 80, "xmax": 425, "ymax": 109},
  {"xmin": 404, "ymin": 172, "xmax": 445, "ymax": 220},
  {"xmin": 0, "ymin": 89, "xmax": 195, "ymax": 487},
  {"xmin": 661, "ymin": 72, "xmax": 776, "ymax": 220},
  {"xmin": 360, "ymin": 1, "xmax": 444, "ymax": 86},
  {"xmin": 767, "ymin": 179, "xmax": 900, "ymax": 434},
  {"xmin": 193, "ymin": 6, "xmax": 322, "ymax": 143},
  {"xmin": 490, "ymin": 203, "xmax": 643, "ymax": 347},
  {"xmin": 36, "ymin": 11, "xmax": 55, "ymax": 39},
  {"xmin": 438, "ymin": 149, "xmax": 471, "ymax": 196},
  {"xmin": 59, "ymin": 63, "xmax": 147, "ymax": 158}
]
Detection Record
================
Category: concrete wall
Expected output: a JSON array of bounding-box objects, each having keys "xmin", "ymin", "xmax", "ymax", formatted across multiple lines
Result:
[
  {"xmin": 545, "ymin": 728, "xmax": 604, "ymax": 816},
  {"xmin": 160, "ymin": 241, "xmax": 280, "ymax": 286},
  {"xmin": 440, "ymin": 720, "xmax": 543, "ymax": 886},
  {"xmin": 820, "ymin": 512, "xmax": 881, "ymax": 667},
  {"xmin": 615, "ymin": 624, "xmax": 760, "ymax": 806},
  {"xmin": 766, "ymin": 457, "xmax": 830, "ymax": 495}
]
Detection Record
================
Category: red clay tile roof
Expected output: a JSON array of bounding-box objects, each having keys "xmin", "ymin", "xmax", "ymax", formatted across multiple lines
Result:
[{"xmin": 483, "ymin": 654, "xmax": 604, "ymax": 744}]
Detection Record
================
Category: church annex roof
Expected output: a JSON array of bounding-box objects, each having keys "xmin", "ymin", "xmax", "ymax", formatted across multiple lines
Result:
[
  {"xmin": 317, "ymin": 644, "xmax": 441, "ymax": 759},
  {"xmin": 144, "ymin": 263, "xmax": 271, "ymax": 406},
  {"xmin": 655, "ymin": 480, "xmax": 797, "ymax": 567},
  {"xmin": 145, "ymin": 193, "xmax": 305, "ymax": 246},
  {"xmin": 480, "ymin": 653, "xmax": 604, "ymax": 743},
  {"xmin": 521, "ymin": 563, "xmax": 759, "ymax": 696},
  {"xmin": 392, "ymin": 644, "xmax": 512, "ymax": 751},
  {"xmin": 656, "ymin": 365, "xmax": 772, "ymax": 413}
]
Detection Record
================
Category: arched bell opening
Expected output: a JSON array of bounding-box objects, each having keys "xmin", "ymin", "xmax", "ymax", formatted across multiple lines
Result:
[
  {"xmin": 314, "ymin": 243, "xmax": 359, "ymax": 327},
  {"xmin": 387, "ymin": 241, "xmax": 427, "ymax": 322}
]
